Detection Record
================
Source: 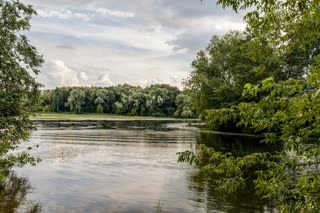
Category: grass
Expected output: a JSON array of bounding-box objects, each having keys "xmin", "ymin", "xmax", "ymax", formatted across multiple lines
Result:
[{"xmin": 32, "ymin": 112, "xmax": 198, "ymax": 121}]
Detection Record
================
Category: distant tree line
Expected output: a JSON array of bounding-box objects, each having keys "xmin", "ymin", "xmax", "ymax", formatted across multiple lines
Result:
[{"xmin": 40, "ymin": 84, "xmax": 196, "ymax": 118}]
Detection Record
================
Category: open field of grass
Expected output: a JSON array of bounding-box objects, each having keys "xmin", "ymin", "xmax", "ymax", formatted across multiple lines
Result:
[{"xmin": 32, "ymin": 112, "xmax": 198, "ymax": 121}]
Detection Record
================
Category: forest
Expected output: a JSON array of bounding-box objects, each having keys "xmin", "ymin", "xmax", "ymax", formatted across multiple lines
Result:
[{"xmin": 39, "ymin": 84, "xmax": 195, "ymax": 118}]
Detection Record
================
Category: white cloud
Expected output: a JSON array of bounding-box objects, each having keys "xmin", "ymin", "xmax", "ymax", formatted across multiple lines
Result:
[
  {"xmin": 39, "ymin": 59, "xmax": 87, "ymax": 88},
  {"xmin": 36, "ymin": 7, "xmax": 135, "ymax": 22},
  {"xmin": 78, "ymin": 71, "xmax": 88, "ymax": 81},
  {"xmin": 128, "ymin": 74, "xmax": 183, "ymax": 89},
  {"xmin": 95, "ymin": 8, "xmax": 135, "ymax": 18},
  {"xmin": 31, "ymin": 21, "xmax": 177, "ymax": 53},
  {"xmin": 96, "ymin": 72, "xmax": 113, "ymax": 87},
  {"xmin": 37, "ymin": 8, "xmax": 91, "ymax": 21}
]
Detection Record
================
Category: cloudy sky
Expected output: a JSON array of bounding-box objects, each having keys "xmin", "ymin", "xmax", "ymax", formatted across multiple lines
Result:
[{"xmin": 25, "ymin": 0, "xmax": 246, "ymax": 89}]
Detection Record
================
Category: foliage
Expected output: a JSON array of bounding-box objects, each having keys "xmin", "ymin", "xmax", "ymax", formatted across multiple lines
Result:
[
  {"xmin": 0, "ymin": 0, "xmax": 42, "ymax": 186},
  {"xmin": 202, "ymin": 107, "xmax": 240, "ymax": 132},
  {"xmin": 186, "ymin": 0, "xmax": 320, "ymax": 113},
  {"xmin": 180, "ymin": 1, "xmax": 320, "ymax": 211},
  {"xmin": 96, "ymin": 104, "xmax": 104, "ymax": 114},
  {"xmin": 217, "ymin": 0, "xmax": 320, "ymax": 54},
  {"xmin": 184, "ymin": 31, "xmax": 282, "ymax": 113},
  {"xmin": 40, "ymin": 84, "xmax": 196, "ymax": 118},
  {"xmin": 173, "ymin": 94, "xmax": 195, "ymax": 118},
  {"xmin": 66, "ymin": 89, "xmax": 86, "ymax": 114},
  {"xmin": 179, "ymin": 66, "xmax": 320, "ymax": 211}
]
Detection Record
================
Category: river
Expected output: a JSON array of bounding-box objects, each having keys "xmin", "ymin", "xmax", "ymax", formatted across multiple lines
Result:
[{"xmin": 5, "ymin": 120, "xmax": 275, "ymax": 212}]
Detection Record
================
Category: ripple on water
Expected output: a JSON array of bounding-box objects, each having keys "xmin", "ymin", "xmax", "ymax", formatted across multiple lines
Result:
[{"xmin": 12, "ymin": 124, "xmax": 273, "ymax": 212}]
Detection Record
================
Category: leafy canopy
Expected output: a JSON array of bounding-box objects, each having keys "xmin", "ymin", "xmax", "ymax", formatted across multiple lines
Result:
[
  {"xmin": 179, "ymin": 0, "xmax": 320, "ymax": 211},
  {"xmin": 0, "ymin": 0, "xmax": 43, "ymax": 185},
  {"xmin": 179, "ymin": 67, "xmax": 320, "ymax": 211},
  {"xmin": 40, "ymin": 84, "xmax": 195, "ymax": 118}
]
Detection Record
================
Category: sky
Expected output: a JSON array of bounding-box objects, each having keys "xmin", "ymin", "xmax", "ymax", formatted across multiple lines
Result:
[{"xmin": 24, "ymin": 0, "xmax": 246, "ymax": 89}]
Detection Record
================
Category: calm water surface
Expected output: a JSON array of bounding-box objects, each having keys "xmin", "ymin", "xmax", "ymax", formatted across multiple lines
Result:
[{"xmin": 8, "ymin": 121, "xmax": 273, "ymax": 213}]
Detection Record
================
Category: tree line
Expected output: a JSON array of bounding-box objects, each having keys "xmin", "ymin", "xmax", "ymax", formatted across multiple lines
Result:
[{"xmin": 40, "ymin": 84, "xmax": 196, "ymax": 118}]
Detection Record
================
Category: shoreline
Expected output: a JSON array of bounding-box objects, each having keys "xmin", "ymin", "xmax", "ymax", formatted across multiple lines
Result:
[{"xmin": 31, "ymin": 113, "xmax": 199, "ymax": 122}]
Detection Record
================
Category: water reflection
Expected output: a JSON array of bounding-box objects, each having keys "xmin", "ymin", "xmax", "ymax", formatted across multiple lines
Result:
[
  {"xmin": 0, "ymin": 172, "xmax": 41, "ymax": 213},
  {"xmin": 186, "ymin": 169, "xmax": 277, "ymax": 213},
  {"xmin": 34, "ymin": 120, "xmax": 196, "ymax": 131},
  {"xmin": 10, "ymin": 121, "xmax": 275, "ymax": 212},
  {"xmin": 198, "ymin": 131, "xmax": 277, "ymax": 156}
]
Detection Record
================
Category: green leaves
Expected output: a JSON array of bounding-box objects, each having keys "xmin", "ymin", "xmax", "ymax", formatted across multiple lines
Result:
[
  {"xmin": 180, "ymin": 74, "xmax": 320, "ymax": 210},
  {"xmin": 0, "ymin": 0, "xmax": 43, "ymax": 185},
  {"xmin": 217, "ymin": 0, "xmax": 320, "ymax": 57},
  {"xmin": 66, "ymin": 89, "xmax": 86, "ymax": 114},
  {"xmin": 40, "ymin": 84, "xmax": 194, "ymax": 118},
  {"xmin": 181, "ymin": 0, "xmax": 320, "ymax": 210},
  {"xmin": 185, "ymin": 31, "xmax": 273, "ymax": 112}
]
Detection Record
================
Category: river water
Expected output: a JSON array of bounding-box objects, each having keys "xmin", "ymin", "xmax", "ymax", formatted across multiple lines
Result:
[{"xmin": 6, "ymin": 121, "xmax": 274, "ymax": 212}]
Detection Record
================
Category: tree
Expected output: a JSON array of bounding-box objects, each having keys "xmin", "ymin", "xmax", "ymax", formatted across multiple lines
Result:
[
  {"xmin": 179, "ymin": 0, "xmax": 320, "ymax": 211},
  {"xmin": 217, "ymin": 0, "xmax": 320, "ymax": 57},
  {"xmin": 179, "ymin": 72, "xmax": 320, "ymax": 211},
  {"xmin": 95, "ymin": 88, "xmax": 116, "ymax": 113},
  {"xmin": 39, "ymin": 84, "xmax": 184, "ymax": 117},
  {"xmin": 145, "ymin": 84, "xmax": 180, "ymax": 116},
  {"xmin": 184, "ymin": 31, "xmax": 281, "ymax": 113},
  {"xmin": 0, "ymin": 0, "xmax": 43, "ymax": 185},
  {"xmin": 66, "ymin": 89, "xmax": 86, "ymax": 114},
  {"xmin": 49, "ymin": 87, "xmax": 71, "ymax": 112},
  {"xmin": 174, "ymin": 94, "xmax": 195, "ymax": 118}
]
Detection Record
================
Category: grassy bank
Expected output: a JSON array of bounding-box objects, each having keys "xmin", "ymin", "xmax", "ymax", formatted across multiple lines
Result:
[{"xmin": 32, "ymin": 112, "xmax": 198, "ymax": 121}]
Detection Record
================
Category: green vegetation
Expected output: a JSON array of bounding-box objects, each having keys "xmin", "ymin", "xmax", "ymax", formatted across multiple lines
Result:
[
  {"xmin": 179, "ymin": 0, "xmax": 320, "ymax": 212},
  {"xmin": 1, "ymin": 0, "xmax": 319, "ymax": 211},
  {"xmin": 40, "ymin": 84, "xmax": 196, "ymax": 118},
  {"xmin": 32, "ymin": 112, "xmax": 195, "ymax": 121},
  {"xmin": 0, "ymin": 0, "xmax": 42, "ymax": 187},
  {"xmin": 185, "ymin": 30, "xmax": 281, "ymax": 112}
]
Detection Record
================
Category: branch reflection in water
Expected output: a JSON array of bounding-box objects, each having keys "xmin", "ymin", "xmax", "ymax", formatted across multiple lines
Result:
[
  {"xmin": 185, "ymin": 168, "xmax": 279, "ymax": 213},
  {"xmin": 0, "ymin": 172, "xmax": 41, "ymax": 213}
]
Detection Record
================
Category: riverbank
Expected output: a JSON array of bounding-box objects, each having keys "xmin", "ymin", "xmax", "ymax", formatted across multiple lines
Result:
[
  {"xmin": 32, "ymin": 112, "xmax": 199, "ymax": 122},
  {"xmin": 199, "ymin": 129, "xmax": 261, "ymax": 137}
]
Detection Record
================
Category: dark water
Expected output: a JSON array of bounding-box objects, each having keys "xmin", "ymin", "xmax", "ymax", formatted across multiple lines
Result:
[{"xmin": 6, "ymin": 121, "xmax": 274, "ymax": 212}]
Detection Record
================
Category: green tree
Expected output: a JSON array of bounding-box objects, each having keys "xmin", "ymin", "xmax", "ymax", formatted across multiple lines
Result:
[
  {"xmin": 179, "ymin": 0, "xmax": 320, "ymax": 211},
  {"xmin": 0, "ymin": 0, "xmax": 43, "ymax": 185},
  {"xmin": 66, "ymin": 89, "xmax": 86, "ymax": 114},
  {"xmin": 95, "ymin": 88, "xmax": 116, "ymax": 113},
  {"xmin": 217, "ymin": 0, "xmax": 320, "ymax": 57},
  {"xmin": 49, "ymin": 87, "xmax": 71, "ymax": 112},
  {"xmin": 174, "ymin": 94, "xmax": 195, "ymax": 118},
  {"xmin": 39, "ymin": 84, "xmax": 183, "ymax": 117},
  {"xmin": 179, "ymin": 72, "xmax": 320, "ymax": 211},
  {"xmin": 83, "ymin": 88, "xmax": 97, "ymax": 113},
  {"xmin": 185, "ymin": 31, "xmax": 281, "ymax": 113},
  {"xmin": 145, "ymin": 84, "xmax": 180, "ymax": 116}
]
